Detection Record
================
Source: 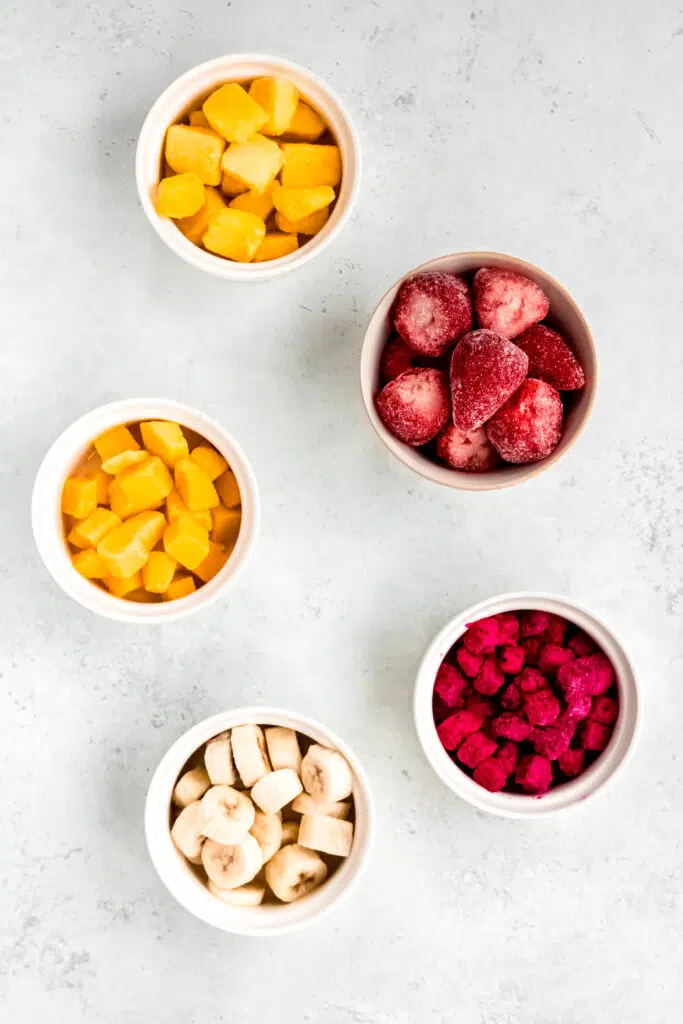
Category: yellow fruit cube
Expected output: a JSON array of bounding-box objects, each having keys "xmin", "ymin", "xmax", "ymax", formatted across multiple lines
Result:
[
  {"xmin": 140, "ymin": 421, "xmax": 189, "ymax": 468},
  {"xmin": 127, "ymin": 511, "xmax": 167, "ymax": 550},
  {"xmin": 248, "ymin": 76, "xmax": 299, "ymax": 136},
  {"xmin": 101, "ymin": 450, "xmax": 149, "ymax": 475},
  {"xmin": 143, "ymin": 551, "xmax": 177, "ymax": 594},
  {"xmin": 275, "ymin": 207, "xmax": 329, "ymax": 236},
  {"xmin": 220, "ymin": 171, "xmax": 248, "ymax": 196},
  {"xmin": 166, "ymin": 490, "xmax": 212, "ymax": 531},
  {"xmin": 203, "ymin": 83, "xmax": 268, "ymax": 142},
  {"xmin": 176, "ymin": 186, "xmax": 226, "ymax": 245},
  {"xmin": 163, "ymin": 514, "xmax": 210, "ymax": 571},
  {"xmin": 163, "ymin": 574, "xmax": 197, "ymax": 601},
  {"xmin": 108, "ymin": 457, "xmax": 173, "ymax": 519},
  {"xmin": 93, "ymin": 425, "xmax": 140, "ymax": 463},
  {"xmin": 202, "ymin": 208, "xmax": 265, "ymax": 263},
  {"xmin": 211, "ymin": 505, "xmax": 241, "ymax": 547},
  {"xmin": 272, "ymin": 184, "xmax": 335, "ymax": 223},
  {"xmin": 68, "ymin": 507, "xmax": 121, "ymax": 549},
  {"xmin": 194, "ymin": 541, "xmax": 229, "ymax": 583},
  {"xmin": 104, "ymin": 572, "xmax": 143, "ymax": 598},
  {"xmin": 165, "ymin": 125, "xmax": 225, "ymax": 186},
  {"xmin": 62, "ymin": 476, "xmax": 97, "ymax": 519},
  {"xmin": 228, "ymin": 183, "xmax": 275, "ymax": 221},
  {"xmin": 285, "ymin": 101, "xmax": 326, "ymax": 142},
  {"xmin": 175, "ymin": 458, "xmax": 219, "ymax": 511},
  {"xmin": 189, "ymin": 445, "xmax": 228, "ymax": 481},
  {"xmin": 155, "ymin": 172, "xmax": 205, "ymax": 218},
  {"xmin": 188, "ymin": 110, "xmax": 211, "ymax": 128},
  {"xmin": 90, "ymin": 469, "xmax": 111, "ymax": 505},
  {"xmin": 215, "ymin": 470, "xmax": 241, "ymax": 508},
  {"xmin": 252, "ymin": 232, "xmax": 299, "ymax": 262},
  {"xmin": 97, "ymin": 522, "xmax": 149, "ymax": 579},
  {"xmin": 280, "ymin": 144, "xmax": 342, "ymax": 188},
  {"xmin": 221, "ymin": 134, "xmax": 284, "ymax": 193},
  {"xmin": 126, "ymin": 589, "xmax": 159, "ymax": 603},
  {"xmin": 72, "ymin": 549, "xmax": 107, "ymax": 579}
]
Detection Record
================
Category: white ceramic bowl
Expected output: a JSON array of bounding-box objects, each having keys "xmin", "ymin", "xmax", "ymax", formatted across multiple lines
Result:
[
  {"xmin": 136, "ymin": 54, "xmax": 361, "ymax": 281},
  {"xmin": 414, "ymin": 593, "xmax": 639, "ymax": 818},
  {"xmin": 360, "ymin": 251, "xmax": 597, "ymax": 490},
  {"xmin": 31, "ymin": 398, "xmax": 259, "ymax": 623},
  {"xmin": 145, "ymin": 707, "xmax": 374, "ymax": 935}
]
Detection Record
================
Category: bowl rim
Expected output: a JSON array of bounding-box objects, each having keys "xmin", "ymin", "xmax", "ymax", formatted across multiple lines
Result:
[{"xmin": 360, "ymin": 250, "xmax": 598, "ymax": 491}]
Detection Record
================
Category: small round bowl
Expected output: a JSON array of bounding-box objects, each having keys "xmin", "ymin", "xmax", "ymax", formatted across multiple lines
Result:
[
  {"xmin": 145, "ymin": 707, "xmax": 374, "ymax": 936},
  {"xmin": 360, "ymin": 251, "xmax": 597, "ymax": 490},
  {"xmin": 31, "ymin": 398, "xmax": 259, "ymax": 623},
  {"xmin": 414, "ymin": 592, "xmax": 639, "ymax": 818},
  {"xmin": 136, "ymin": 54, "xmax": 361, "ymax": 281}
]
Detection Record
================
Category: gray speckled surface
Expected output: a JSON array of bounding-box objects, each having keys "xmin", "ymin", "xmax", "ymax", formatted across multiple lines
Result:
[{"xmin": 2, "ymin": 0, "xmax": 682, "ymax": 1020}]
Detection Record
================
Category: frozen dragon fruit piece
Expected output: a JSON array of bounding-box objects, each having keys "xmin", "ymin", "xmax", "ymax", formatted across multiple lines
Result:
[
  {"xmin": 523, "ymin": 688, "xmax": 561, "ymax": 726},
  {"xmin": 435, "ymin": 422, "xmax": 499, "ymax": 471},
  {"xmin": 473, "ymin": 267, "xmax": 550, "ymax": 339},
  {"xmin": 520, "ymin": 636, "xmax": 543, "ymax": 666},
  {"xmin": 491, "ymin": 712, "xmax": 532, "ymax": 742},
  {"xmin": 457, "ymin": 730, "xmax": 498, "ymax": 769},
  {"xmin": 450, "ymin": 329, "xmax": 529, "ymax": 432},
  {"xmin": 456, "ymin": 645, "xmax": 484, "ymax": 679},
  {"xmin": 558, "ymin": 748, "xmax": 585, "ymax": 778},
  {"xmin": 499, "ymin": 681, "xmax": 522, "ymax": 710},
  {"xmin": 567, "ymin": 630, "xmax": 597, "ymax": 657},
  {"xmin": 436, "ymin": 709, "xmax": 482, "ymax": 751},
  {"xmin": 380, "ymin": 336, "xmax": 416, "ymax": 384},
  {"xmin": 517, "ymin": 667, "xmax": 546, "ymax": 694},
  {"xmin": 497, "ymin": 644, "xmax": 525, "ymax": 674},
  {"xmin": 532, "ymin": 724, "xmax": 573, "ymax": 760},
  {"xmin": 473, "ymin": 757, "xmax": 509, "ymax": 792},
  {"xmin": 473, "ymin": 655, "xmax": 505, "ymax": 695},
  {"xmin": 394, "ymin": 272, "xmax": 473, "ymax": 357},
  {"xmin": 545, "ymin": 614, "xmax": 568, "ymax": 645},
  {"xmin": 538, "ymin": 643, "xmax": 575, "ymax": 675},
  {"xmin": 487, "ymin": 378, "xmax": 564, "ymax": 464},
  {"xmin": 376, "ymin": 367, "xmax": 450, "ymax": 445},
  {"xmin": 433, "ymin": 661, "xmax": 469, "ymax": 710},
  {"xmin": 590, "ymin": 695, "xmax": 619, "ymax": 725},
  {"xmin": 495, "ymin": 612, "xmax": 520, "ymax": 644},
  {"xmin": 515, "ymin": 754, "xmax": 552, "ymax": 794},
  {"xmin": 495, "ymin": 741, "xmax": 520, "ymax": 776},
  {"xmin": 463, "ymin": 616, "xmax": 500, "ymax": 655},
  {"xmin": 520, "ymin": 610, "xmax": 551, "ymax": 637},
  {"xmin": 577, "ymin": 720, "xmax": 611, "ymax": 752},
  {"xmin": 557, "ymin": 654, "xmax": 615, "ymax": 699},
  {"xmin": 515, "ymin": 324, "xmax": 585, "ymax": 391}
]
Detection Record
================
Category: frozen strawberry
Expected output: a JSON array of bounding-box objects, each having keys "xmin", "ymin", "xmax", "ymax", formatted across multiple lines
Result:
[
  {"xmin": 518, "ymin": 667, "xmax": 546, "ymax": 694},
  {"xmin": 520, "ymin": 637, "xmax": 542, "ymax": 666},
  {"xmin": 495, "ymin": 612, "xmax": 520, "ymax": 644},
  {"xmin": 520, "ymin": 610, "xmax": 551, "ymax": 637},
  {"xmin": 473, "ymin": 268, "xmax": 550, "ymax": 340},
  {"xmin": 450, "ymin": 329, "xmax": 529, "ymax": 432},
  {"xmin": 457, "ymin": 730, "xmax": 497, "ymax": 769},
  {"xmin": 532, "ymin": 724, "xmax": 573, "ymax": 760},
  {"xmin": 436, "ymin": 709, "xmax": 482, "ymax": 751},
  {"xmin": 473, "ymin": 655, "xmax": 505, "ymax": 695},
  {"xmin": 456, "ymin": 645, "xmax": 484, "ymax": 678},
  {"xmin": 497, "ymin": 644, "xmax": 525, "ymax": 674},
  {"xmin": 487, "ymin": 378, "xmax": 563, "ymax": 464},
  {"xmin": 376, "ymin": 367, "xmax": 450, "ymax": 446},
  {"xmin": 545, "ymin": 614, "xmax": 568, "ymax": 645},
  {"xmin": 492, "ymin": 712, "xmax": 532, "ymax": 742},
  {"xmin": 394, "ymin": 273, "xmax": 473, "ymax": 357},
  {"xmin": 463, "ymin": 616, "xmax": 500, "ymax": 655},
  {"xmin": 435, "ymin": 422, "xmax": 499, "ymax": 471},
  {"xmin": 577, "ymin": 720, "xmax": 611, "ymax": 752},
  {"xmin": 524, "ymin": 689, "xmax": 561, "ymax": 726},
  {"xmin": 558, "ymin": 655, "xmax": 614, "ymax": 700},
  {"xmin": 499, "ymin": 681, "xmax": 522, "ymax": 710},
  {"xmin": 590, "ymin": 695, "xmax": 619, "ymax": 725},
  {"xmin": 473, "ymin": 757, "xmax": 508, "ymax": 792},
  {"xmin": 558, "ymin": 748, "xmax": 585, "ymax": 778},
  {"xmin": 495, "ymin": 741, "xmax": 520, "ymax": 776},
  {"xmin": 562, "ymin": 694, "xmax": 592, "ymax": 722},
  {"xmin": 567, "ymin": 630, "xmax": 597, "ymax": 657},
  {"xmin": 515, "ymin": 754, "xmax": 552, "ymax": 794},
  {"xmin": 538, "ymin": 643, "xmax": 575, "ymax": 675},
  {"xmin": 380, "ymin": 337, "xmax": 416, "ymax": 384},
  {"xmin": 434, "ymin": 662, "xmax": 468, "ymax": 709},
  {"xmin": 515, "ymin": 324, "xmax": 585, "ymax": 391}
]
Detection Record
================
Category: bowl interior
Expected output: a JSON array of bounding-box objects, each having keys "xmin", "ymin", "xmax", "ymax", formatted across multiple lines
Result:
[{"xmin": 361, "ymin": 252, "xmax": 597, "ymax": 490}]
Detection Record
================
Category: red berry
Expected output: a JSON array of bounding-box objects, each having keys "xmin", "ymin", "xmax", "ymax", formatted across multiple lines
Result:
[
  {"xmin": 450, "ymin": 329, "xmax": 528, "ymax": 432},
  {"xmin": 380, "ymin": 336, "xmax": 415, "ymax": 384},
  {"xmin": 515, "ymin": 324, "xmax": 585, "ymax": 391},
  {"xmin": 487, "ymin": 378, "xmax": 563, "ymax": 464},
  {"xmin": 394, "ymin": 272, "xmax": 473, "ymax": 357},
  {"xmin": 376, "ymin": 367, "xmax": 450, "ymax": 446},
  {"xmin": 473, "ymin": 268, "xmax": 550, "ymax": 340},
  {"xmin": 435, "ymin": 422, "xmax": 499, "ymax": 471}
]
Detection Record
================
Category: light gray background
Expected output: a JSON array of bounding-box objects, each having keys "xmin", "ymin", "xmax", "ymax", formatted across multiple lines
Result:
[{"xmin": 2, "ymin": 1, "xmax": 682, "ymax": 1021}]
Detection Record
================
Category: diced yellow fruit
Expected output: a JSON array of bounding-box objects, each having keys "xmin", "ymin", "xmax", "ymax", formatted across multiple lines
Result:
[
  {"xmin": 220, "ymin": 171, "xmax": 248, "ymax": 196},
  {"xmin": 175, "ymin": 458, "xmax": 219, "ymax": 511},
  {"xmin": 90, "ymin": 469, "xmax": 111, "ymax": 505},
  {"xmin": 108, "ymin": 457, "xmax": 173, "ymax": 519},
  {"xmin": 285, "ymin": 101, "xmax": 326, "ymax": 142},
  {"xmin": 163, "ymin": 574, "xmax": 197, "ymax": 601},
  {"xmin": 155, "ymin": 172, "xmax": 205, "ymax": 218},
  {"xmin": 93, "ymin": 425, "xmax": 140, "ymax": 463},
  {"xmin": 203, "ymin": 83, "xmax": 268, "ymax": 142},
  {"xmin": 143, "ymin": 551, "xmax": 178, "ymax": 594},
  {"xmin": 166, "ymin": 490, "xmax": 212, "ymax": 531},
  {"xmin": 194, "ymin": 541, "xmax": 229, "ymax": 583},
  {"xmin": 272, "ymin": 184, "xmax": 335, "ymax": 222},
  {"xmin": 104, "ymin": 572, "xmax": 143, "ymax": 598},
  {"xmin": 280, "ymin": 144, "xmax": 342, "ymax": 188},
  {"xmin": 202, "ymin": 208, "xmax": 265, "ymax": 262},
  {"xmin": 101, "ymin": 450, "xmax": 149, "ymax": 475},
  {"xmin": 228, "ymin": 182, "xmax": 275, "ymax": 220},
  {"xmin": 68, "ymin": 507, "xmax": 121, "ymax": 549},
  {"xmin": 62, "ymin": 476, "xmax": 97, "ymax": 519},
  {"xmin": 252, "ymin": 232, "xmax": 299, "ymax": 262},
  {"xmin": 189, "ymin": 445, "xmax": 228, "ymax": 481},
  {"xmin": 188, "ymin": 110, "xmax": 211, "ymax": 128},
  {"xmin": 163, "ymin": 513, "xmax": 210, "ymax": 571},
  {"xmin": 275, "ymin": 206, "xmax": 329, "ymax": 236},
  {"xmin": 140, "ymin": 421, "xmax": 189, "ymax": 468},
  {"xmin": 215, "ymin": 470, "xmax": 241, "ymax": 508},
  {"xmin": 97, "ymin": 521, "xmax": 149, "ymax": 579},
  {"xmin": 221, "ymin": 134, "xmax": 284, "ymax": 193},
  {"xmin": 165, "ymin": 125, "xmax": 225, "ymax": 186},
  {"xmin": 176, "ymin": 186, "xmax": 226, "ymax": 245},
  {"xmin": 211, "ymin": 505, "xmax": 241, "ymax": 547},
  {"xmin": 127, "ymin": 589, "xmax": 159, "ymax": 603},
  {"xmin": 248, "ymin": 76, "xmax": 299, "ymax": 136},
  {"xmin": 72, "ymin": 549, "xmax": 107, "ymax": 579},
  {"xmin": 127, "ymin": 510, "xmax": 167, "ymax": 550}
]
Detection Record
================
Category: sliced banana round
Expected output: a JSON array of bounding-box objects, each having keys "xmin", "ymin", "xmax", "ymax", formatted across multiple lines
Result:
[
  {"xmin": 201, "ymin": 834, "xmax": 263, "ymax": 889},
  {"xmin": 170, "ymin": 800, "xmax": 205, "ymax": 863},
  {"xmin": 280, "ymin": 820, "xmax": 299, "ymax": 846},
  {"xmin": 207, "ymin": 879, "xmax": 266, "ymax": 907},
  {"xmin": 251, "ymin": 768, "xmax": 303, "ymax": 816},
  {"xmin": 265, "ymin": 843, "xmax": 328, "ymax": 903},
  {"xmin": 231, "ymin": 724, "xmax": 271, "ymax": 788},
  {"xmin": 249, "ymin": 809, "xmax": 283, "ymax": 863},
  {"xmin": 265, "ymin": 726, "xmax": 302, "ymax": 774},
  {"xmin": 301, "ymin": 744, "xmax": 353, "ymax": 803},
  {"xmin": 298, "ymin": 813, "xmax": 354, "ymax": 858},
  {"xmin": 291, "ymin": 793, "xmax": 351, "ymax": 820},
  {"xmin": 199, "ymin": 785, "xmax": 255, "ymax": 844},
  {"xmin": 204, "ymin": 731, "xmax": 236, "ymax": 786},
  {"xmin": 172, "ymin": 766, "xmax": 211, "ymax": 809}
]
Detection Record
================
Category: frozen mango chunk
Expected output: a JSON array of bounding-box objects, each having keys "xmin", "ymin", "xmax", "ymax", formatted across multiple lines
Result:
[
  {"xmin": 128, "ymin": 510, "xmax": 167, "ymax": 550},
  {"xmin": 140, "ymin": 421, "xmax": 189, "ymax": 468},
  {"xmin": 272, "ymin": 184, "xmax": 334, "ymax": 223},
  {"xmin": 165, "ymin": 125, "xmax": 225, "ymax": 186},
  {"xmin": 203, "ymin": 83, "xmax": 268, "ymax": 142},
  {"xmin": 188, "ymin": 110, "xmax": 211, "ymax": 129},
  {"xmin": 94, "ymin": 425, "xmax": 140, "ymax": 463},
  {"xmin": 101, "ymin": 450, "xmax": 148, "ymax": 475},
  {"xmin": 202, "ymin": 208, "xmax": 265, "ymax": 262},
  {"xmin": 143, "ymin": 551, "xmax": 177, "ymax": 594},
  {"xmin": 97, "ymin": 521, "xmax": 149, "ymax": 579},
  {"xmin": 105, "ymin": 572, "xmax": 143, "ymax": 598},
  {"xmin": 248, "ymin": 76, "xmax": 298, "ymax": 136},
  {"xmin": 163, "ymin": 513, "xmax": 210, "ymax": 571},
  {"xmin": 275, "ymin": 207, "xmax": 329, "ymax": 236},
  {"xmin": 228, "ymin": 182, "xmax": 275, "ymax": 221},
  {"xmin": 163, "ymin": 574, "xmax": 196, "ymax": 601},
  {"xmin": 62, "ymin": 476, "xmax": 97, "ymax": 519},
  {"xmin": 215, "ymin": 470, "xmax": 241, "ymax": 508},
  {"xmin": 90, "ymin": 469, "xmax": 111, "ymax": 505},
  {"xmin": 108, "ymin": 456, "xmax": 173, "ymax": 519},
  {"xmin": 176, "ymin": 186, "xmax": 226, "ymax": 245},
  {"xmin": 194, "ymin": 541, "xmax": 229, "ymax": 583},
  {"xmin": 175, "ymin": 458, "xmax": 219, "ymax": 511},
  {"xmin": 280, "ymin": 144, "xmax": 341, "ymax": 188},
  {"xmin": 189, "ymin": 445, "xmax": 228, "ymax": 481},
  {"xmin": 155, "ymin": 172, "xmax": 205, "ymax": 219},
  {"xmin": 221, "ymin": 135, "xmax": 284, "ymax": 193},
  {"xmin": 285, "ymin": 101, "xmax": 326, "ymax": 142},
  {"xmin": 72, "ymin": 549, "xmax": 107, "ymax": 579},
  {"xmin": 252, "ymin": 232, "xmax": 299, "ymax": 262},
  {"xmin": 166, "ymin": 490, "xmax": 212, "ymax": 531},
  {"xmin": 68, "ymin": 507, "xmax": 121, "ymax": 549},
  {"xmin": 220, "ymin": 171, "xmax": 248, "ymax": 196},
  {"xmin": 211, "ymin": 505, "xmax": 241, "ymax": 547}
]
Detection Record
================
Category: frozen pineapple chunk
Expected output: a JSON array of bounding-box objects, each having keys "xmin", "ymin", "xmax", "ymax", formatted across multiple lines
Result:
[
  {"xmin": 280, "ymin": 144, "xmax": 341, "ymax": 188},
  {"xmin": 275, "ymin": 207, "xmax": 329, "ymax": 236},
  {"xmin": 62, "ymin": 476, "xmax": 97, "ymax": 519},
  {"xmin": 194, "ymin": 541, "xmax": 229, "ymax": 583},
  {"xmin": 228, "ymin": 182, "xmax": 275, "ymax": 221},
  {"xmin": 203, "ymin": 83, "xmax": 268, "ymax": 142},
  {"xmin": 165, "ymin": 125, "xmax": 225, "ymax": 186},
  {"xmin": 285, "ymin": 101, "xmax": 326, "ymax": 142},
  {"xmin": 140, "ymin": 421, "xmax": 189, "ymax": 468},
  {"xmin": 248, "ymin": 76, "xmax": 298, "ymax": 136},
  {"xmin": 105, "ymin": 572, "xmax": 143, "ymax": 598},
  {"xmin": 143, "ymin": 551, "xmax": 177, "ymax": 594},
  {"xmin": 175, "ymin": 458, "xmax": 219, "ymax": 511},
  {"xmin": 97, "ymin": 521, "xmax": 149, "ymax": 579},
  {"xmin": 189, "ymin": 445, "xmax": 228, "ymax": 481},
  {"xmin": 211, "ymin": 505, "xmax": 241, "ymax": 547},
  {"xmin": 163, "ymin": 513, "xmax": 210, "ymax": 571},
  {"xmin": 163, "ymin": 574, "xmax": 196, "ymax": 601},
  {"xmin": 221, "ymin": 134, "xmax": 284, "ymax": 193},
  {"xmin": 101, "ymin": 450, "xmax": 148, "ymax": 475},
  {"xmin": 68, "ymin": 507, "xmax": 121, "ymax": 549},
  {"xmin": 127, "ymin": 511, "xmax": 167, "ymax": 550},
  {"xmin": 72, "ymin": 549, "xmax": 107, "ymax": 579},
  {"xmin": 215, "ymin": 470, "xmax": 241, "ymax": 508},
  {"xmin": 188, "ymin": 110, "xmax": 211, "ymax": 129},
  {"xmin": 155, "ymin": 172, "xmax": 205, "ymax": 218},
  {"xmin": 166, "ymin": 490, "xmax": 212, "ymax": 531},
  {"xmin": 93, "ymin": 425, "xmax": 140, "ymax": 463},
  {"xmin": 220, "ymin": 171, "xmax": 248, "ymax": 196},
  {"xmin": 202, "ymin": 208, "xmax": 265, "ymax": 263},
  {"xmin": 272, "ymin": 184, "xmax": 334, "ymax": 223},
  {"xmin": 252, "ymin": 232, "xmax": 299, "ymax": 262},
  {"xmin": 176, "ymin": 186, "xmax": 226, "ymax": 245},
  {"xmin": 108, "ymin": 457, "xmax": 173, "ymax": 519}
]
